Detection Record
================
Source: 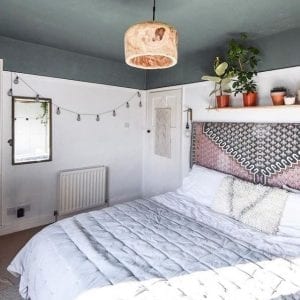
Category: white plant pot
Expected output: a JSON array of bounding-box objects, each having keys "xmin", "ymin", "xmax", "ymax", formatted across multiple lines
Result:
[{"xmin": 284, "ymin": 96, "xmax": 296, "ymax": 105}]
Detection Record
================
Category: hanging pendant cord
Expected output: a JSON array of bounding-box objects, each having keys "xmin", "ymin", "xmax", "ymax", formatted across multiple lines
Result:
[{"xmin": 152, "ymin": 0, "xmax": 156, "ymax": 21}]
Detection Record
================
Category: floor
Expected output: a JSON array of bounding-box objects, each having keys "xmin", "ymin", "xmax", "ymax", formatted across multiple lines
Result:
[{"xmin": 0, "ymin": 226, "xmax": 43, "ymax": 299}]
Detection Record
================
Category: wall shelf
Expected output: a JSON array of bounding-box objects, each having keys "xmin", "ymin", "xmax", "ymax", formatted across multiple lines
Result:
[{"xmin": 206, "ymin": 104, "xmax": 300, "ymax": 111}]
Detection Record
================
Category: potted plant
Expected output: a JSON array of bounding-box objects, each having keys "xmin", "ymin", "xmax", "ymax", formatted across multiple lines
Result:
[
  {"xmin": 202, "ymin": 57, "xmax": 232, "ymax": 108},
  {"xmin": 270, "ymin": 87, "xmax": 287, "ymax": 105},
  {"xmin": 284, "ymin": 93, "xmax": 296, "ymax": 105},
  {"xmin": 227, "ymin": 33, "xmax": 260, "ymax": 106}
]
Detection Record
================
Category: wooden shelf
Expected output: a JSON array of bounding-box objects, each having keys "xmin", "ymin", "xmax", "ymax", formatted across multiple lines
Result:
[{"xmin": 206, "ymin": 104, "xmax": 300, "ymax": 111}]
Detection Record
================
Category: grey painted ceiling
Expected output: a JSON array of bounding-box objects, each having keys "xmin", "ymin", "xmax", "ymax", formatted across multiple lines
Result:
[{"xmin": 1, "ymin": 0, "xmax": 300, "ymax": 62}]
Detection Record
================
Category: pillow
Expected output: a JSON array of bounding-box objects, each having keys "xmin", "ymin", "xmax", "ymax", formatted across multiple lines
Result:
[
  {"xmin": 278, "ymin": 192, "xmax": 300, "ymax": 237},
  {"xmin": 177, "ymin": 165, "xmax": 228, "ymax": 207},
  {"xmin": 212, "ymin": 177, "xmax": 288, "ymax": 234}
]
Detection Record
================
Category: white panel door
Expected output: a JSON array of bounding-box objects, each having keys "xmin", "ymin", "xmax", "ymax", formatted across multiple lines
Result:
[{"xmin": 143, "ymin": 88, "xmax": 182, "ymax": 197}]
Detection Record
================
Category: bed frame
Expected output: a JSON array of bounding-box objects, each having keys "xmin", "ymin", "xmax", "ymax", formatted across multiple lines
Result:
[{"xmin": 191, "ymin": 122, "xmax": 300, "ymax": 189}]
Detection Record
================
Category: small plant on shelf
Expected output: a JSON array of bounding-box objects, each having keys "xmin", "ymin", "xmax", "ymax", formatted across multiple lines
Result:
[
  {"xmin": 201, "ymin": 57, "xmax": 233, "ymax": 108},
  {"xmin": 270, "ymin": 87, "xmax": 287, "ymax": 106},
  {"xmin": 227, "ymin": 33, "xmax": 260, "ymax": 106}
]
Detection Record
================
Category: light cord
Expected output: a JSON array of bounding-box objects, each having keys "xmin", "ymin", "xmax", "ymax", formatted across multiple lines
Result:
[{"xmin": 153, "ymin": 0, "xmax": 156, "ymax": 21}]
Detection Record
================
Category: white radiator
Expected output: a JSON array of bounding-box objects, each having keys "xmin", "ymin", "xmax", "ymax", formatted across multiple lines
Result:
[{"xmin": 58, "ymin": 166, "xmax": 107, "ymax": 216}]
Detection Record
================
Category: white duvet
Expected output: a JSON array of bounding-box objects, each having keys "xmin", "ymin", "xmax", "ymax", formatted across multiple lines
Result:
[{"xmin": 8, "ymin": 192, "xmax": 300, "ymax": 300}]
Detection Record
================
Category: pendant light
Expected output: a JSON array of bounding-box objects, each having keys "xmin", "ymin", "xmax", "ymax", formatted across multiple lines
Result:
[{"xmin": 124, "ymin": 0, "xmax": 178, "ymax": 69}]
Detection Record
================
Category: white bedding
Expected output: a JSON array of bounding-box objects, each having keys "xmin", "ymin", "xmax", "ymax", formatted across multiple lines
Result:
[{"xmin": 8, "ymin": 192, "xmax": 300, "ymax": 300}]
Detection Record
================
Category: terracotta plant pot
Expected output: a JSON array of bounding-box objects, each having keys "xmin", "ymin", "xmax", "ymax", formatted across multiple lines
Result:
[
  {"xmin": 216, "ymin": 95, "xmax": 230, "ymax": 108},
  {"xmin": 243, "ymin": 92, "xmax": 257, "ymax": 106},
  {"xmin": 271, "ymin": 92, "xmax": 285, "ymax": 105}
]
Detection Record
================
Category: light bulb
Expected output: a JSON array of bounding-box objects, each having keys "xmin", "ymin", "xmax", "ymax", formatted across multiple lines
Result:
[
  {"xmin": 126, "ymin": 102, "xmax": 130, "ymax": 108},
  {"xmin": 14, "ymin": 76, "xmax": 19, "ymax": 84},
  {"xmin": 96, "ymin": 115, "xmax": 100, "ymax": 121},
  {"xmin": 113, "ymin": 110, "xmax": 116, "ymax": 117},
  {"xmin": 56, "ymin": 107, "xmax": 61, "ymax": 115},
  {"xmin": 77, "ymin": 114, "xmax": 81, "ymax": 121},
  {"xmin": 7, "ymin": 88, "xmax": 13, "ymax": 96}
]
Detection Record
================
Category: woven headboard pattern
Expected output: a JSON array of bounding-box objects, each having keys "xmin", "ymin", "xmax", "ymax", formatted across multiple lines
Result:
[{"xmin": 191, "ymin": 122, "xmax": 300, "ymax": 189}]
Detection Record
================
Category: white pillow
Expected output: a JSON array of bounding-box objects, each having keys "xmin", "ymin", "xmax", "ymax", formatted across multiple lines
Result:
[
  {"xmin": 279, "ymin": 192, "xmax": 300, "ymax": 237},
  {"xmin": 177, "ymin": 165, "xmax": 227, "ymax": 207}
]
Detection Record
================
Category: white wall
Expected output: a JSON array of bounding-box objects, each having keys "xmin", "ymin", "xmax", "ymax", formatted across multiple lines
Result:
[
  {"xmin": 0, "ymin": 60, "xmax": 3, "ymax": 226},
  {"xmin": 0, "ymin": 72, "xmax": 145, "ymax": 235}
]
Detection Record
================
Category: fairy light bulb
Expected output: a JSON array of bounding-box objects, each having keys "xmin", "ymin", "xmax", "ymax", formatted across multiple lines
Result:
[
  {"xmin": 7, "ymin": 88, "xmax": 13, "ymax": 96},
  {"xmin": 137, "ymin": 91, "xmax": 141, "ymax": 98},
  {"xmin": 56, "ymin": 107, "xmax": 61, "ymax": 115},
  {"xmin": 126, "ymin": 102, "xmax": 130, "ymax": 108},
  {"xmin": 96, "ymin": 114, "xmax": 100, "ymax": 122},
  {"xmin": 35, "ymin": 94, "xmax": 40, "ymax": 102},
  {"xmin": 77, "ymin": 114, "xmax": 81, "ymax": 121},
  {"xmin": 113, "ymin": 110, "xmax": 116, "ymax": 117},
  {"xmin": 14, "ymin": 76, "xmax": 19, "ymax": 84},
  {"xmin": 139, "ymin": 100, "xmax": 142, "ymax": 107}
]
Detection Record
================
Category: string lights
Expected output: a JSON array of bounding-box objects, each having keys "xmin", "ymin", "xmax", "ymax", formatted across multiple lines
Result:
[{"xmin": 8, "ymin": 73, "xmax": 143, "ymax": 122}]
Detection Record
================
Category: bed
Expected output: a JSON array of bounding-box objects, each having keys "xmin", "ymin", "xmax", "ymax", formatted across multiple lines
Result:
[{"xmin": 8, "ymin": 122, "xmax": 300, "ymax": 300}]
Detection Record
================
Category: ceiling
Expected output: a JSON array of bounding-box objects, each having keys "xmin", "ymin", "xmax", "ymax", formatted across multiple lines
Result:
[{"xmin": 1, "ymin": 0, "xmax": 300, "ymax": 62}]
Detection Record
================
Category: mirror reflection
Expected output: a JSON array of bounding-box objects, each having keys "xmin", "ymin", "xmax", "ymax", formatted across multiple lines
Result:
[{"xmin": 12, "ymin": 97, "xmax": 52, "ymax": 165}]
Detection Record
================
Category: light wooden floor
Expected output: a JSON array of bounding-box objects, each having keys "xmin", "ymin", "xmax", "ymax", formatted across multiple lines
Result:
[{"xmin": 0, "ymin": 226, "xmax": 43, "ymax": 299}]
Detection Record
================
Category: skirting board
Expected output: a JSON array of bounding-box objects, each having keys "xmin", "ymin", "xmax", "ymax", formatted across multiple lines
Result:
[
  {"xmin": 57, "ymin": 203, "xmax": 109, "ymax": 220},
  {"xmin": 0, "ymin": 214, "xmax": 55, "ymax": 236}
]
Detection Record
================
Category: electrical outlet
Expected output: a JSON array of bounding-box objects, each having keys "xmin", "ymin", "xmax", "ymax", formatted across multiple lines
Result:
[{"xmin": 7, "ymin": 204, "xmax": 31, "ymax": 216}]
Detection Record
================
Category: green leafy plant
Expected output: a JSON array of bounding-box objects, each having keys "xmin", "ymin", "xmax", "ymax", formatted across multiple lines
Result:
[
  {"xmin": 39, "ymin": 101, "xmax": 49, "ymax": 125},
  {"xmin": 201, "ymin": 57, "xmax": 233, "ymax": 96},
  {"xmin": 270, "ymin": 87, "xmax": 287, "ymax": 93},
  {"xmin": 227, "ymin": 33, "xmax": 260, "ymax": 95}
]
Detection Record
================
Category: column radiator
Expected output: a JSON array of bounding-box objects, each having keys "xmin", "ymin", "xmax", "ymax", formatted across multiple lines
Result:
[{"xmin": 58, "ymin": 166, "xmax": 107, "ymax": 216}]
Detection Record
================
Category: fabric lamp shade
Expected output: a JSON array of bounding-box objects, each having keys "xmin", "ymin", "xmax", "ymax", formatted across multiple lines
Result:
[{"xmin": 124, "ymin": 21, "xmax": 178, "ymax": 69}]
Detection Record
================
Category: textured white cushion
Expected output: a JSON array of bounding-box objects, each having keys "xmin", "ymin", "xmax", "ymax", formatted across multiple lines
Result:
[
  {"xmin": 279, "ymin": 192, "xmax": 300, "ymax": 237},
  {"xmin": 212, "ymin": 177, "xmax": 288, "ymax": 234},
  {"xmin": 177, "ymin": 165, "xmax": 227, "ymax": 207}
]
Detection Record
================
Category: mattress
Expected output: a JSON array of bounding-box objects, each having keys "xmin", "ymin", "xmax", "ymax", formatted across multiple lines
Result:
[{"xmin": 8, "ymin": 192, "xmax": 300, "ymax": 300}]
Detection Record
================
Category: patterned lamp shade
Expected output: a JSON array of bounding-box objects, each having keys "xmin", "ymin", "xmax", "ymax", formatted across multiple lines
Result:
[{"xmin": 124, "ymin": 21, "xmax": 178, "ymax": 69}]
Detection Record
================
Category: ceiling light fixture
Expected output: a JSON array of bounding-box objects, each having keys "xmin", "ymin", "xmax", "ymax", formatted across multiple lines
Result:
[{"xmin": 124, "ymin": 0, "xmax": 178, "ymax": 69}]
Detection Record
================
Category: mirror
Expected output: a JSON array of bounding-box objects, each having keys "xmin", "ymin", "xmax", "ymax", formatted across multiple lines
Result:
[{"xmin": 12, "ymin": 96, "xmax": 52, "ymax": 165}]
